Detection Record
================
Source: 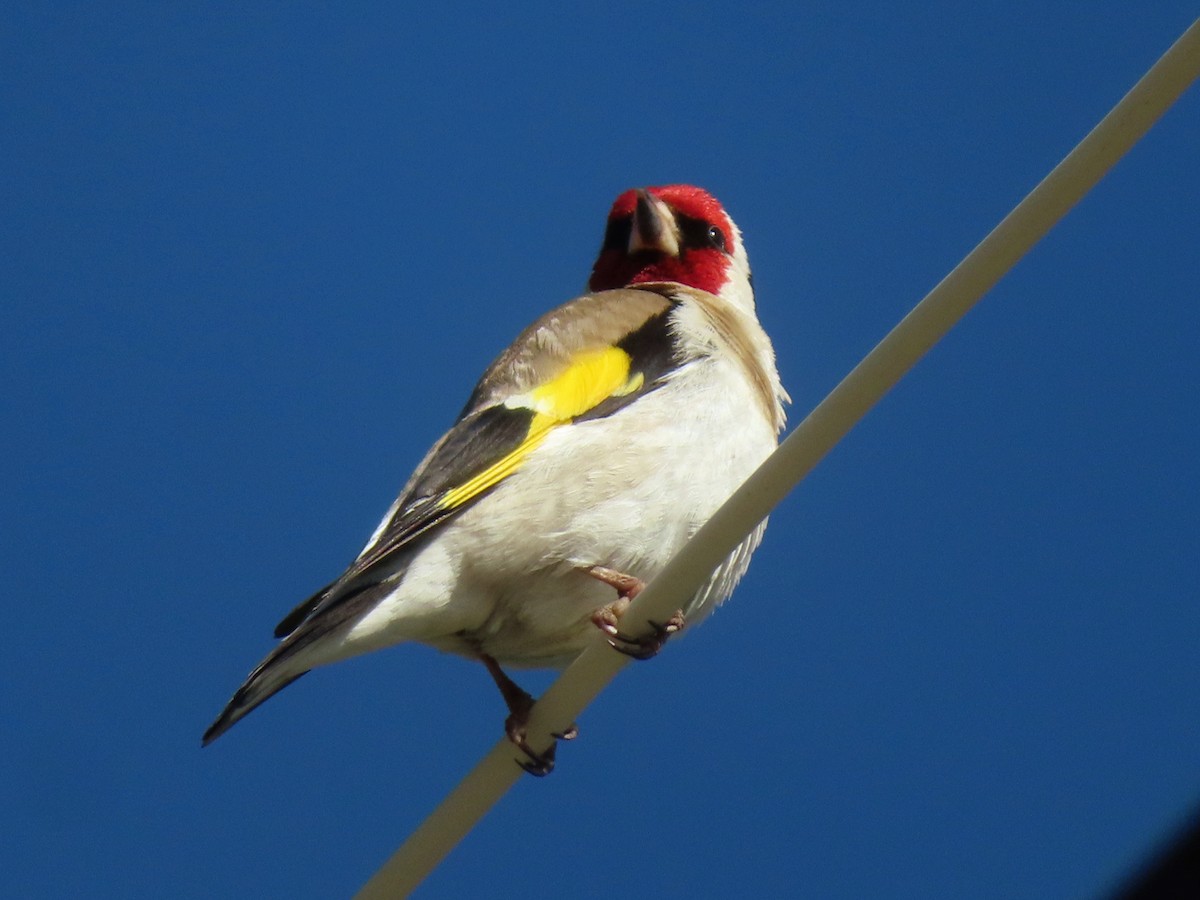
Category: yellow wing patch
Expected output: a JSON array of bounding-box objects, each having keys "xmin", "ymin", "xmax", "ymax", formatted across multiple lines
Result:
[
  {"xmin": 521, "ymin": 345, "xmax": 644, "ymax": 419},
  {"xmin": 437, "ymin": 346, "xmax": 643, "ymax": 511}
]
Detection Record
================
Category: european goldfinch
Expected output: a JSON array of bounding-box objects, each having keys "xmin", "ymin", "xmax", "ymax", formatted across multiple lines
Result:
[{"xmin": 203, "ymin": 185, "xmax": 788, "ymax": 773}]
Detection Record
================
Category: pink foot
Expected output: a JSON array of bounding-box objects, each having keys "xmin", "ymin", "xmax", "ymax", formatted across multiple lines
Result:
[
  {"xmin": 481, "ymin": 655, "xmax": 576, "ymax": 776},
  {"xmin": 585, "ymin": 566, "xmax": 685, "ymax": 660}
]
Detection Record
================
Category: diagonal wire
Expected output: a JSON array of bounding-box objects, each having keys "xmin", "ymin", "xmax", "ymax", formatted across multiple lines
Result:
[{"xmin": 357, "ymin": 18, "xmax": 1200, "ymax": 899}]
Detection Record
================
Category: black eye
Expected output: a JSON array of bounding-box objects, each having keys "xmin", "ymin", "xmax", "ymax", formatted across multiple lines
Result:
[{"xmin": 677, "ymin": 214, "xmax": 729, "ymax": 253}]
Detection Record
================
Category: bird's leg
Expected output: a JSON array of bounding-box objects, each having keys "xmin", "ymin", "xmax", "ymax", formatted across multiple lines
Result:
[
  {"xmin": 480, "ymin": 654, "xmax": 576, "ymax": 777},
  {"xmin": 586, "ymin": 565, "xmax": 686, "ymax": 660}
]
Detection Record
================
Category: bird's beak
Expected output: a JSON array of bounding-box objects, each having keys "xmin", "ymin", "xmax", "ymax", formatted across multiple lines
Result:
[{"xmin": 629, "ymin": 189, "xmax": 681, "ymax": 257}]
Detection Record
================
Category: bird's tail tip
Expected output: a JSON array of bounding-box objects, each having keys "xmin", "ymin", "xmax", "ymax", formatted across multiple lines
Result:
[{"xmin": 201, "ymin": 670, "xmax": 306, "ymax": 747}]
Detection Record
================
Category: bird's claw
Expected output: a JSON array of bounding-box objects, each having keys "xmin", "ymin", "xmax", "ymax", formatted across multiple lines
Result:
[
  {"xmin": 592, "ymin": 608, "xmax": 686, "ymax": 660},
  {"xmin": 586, "ymin": 566, "xmax": 684, "ymax": 659},
  {"xmin": 513, "ymin": 735, "xmax": 556, "ymax": 777},
  {"xmin": 482, "ymin": 653, "xmax": 577, "ymax": 776},
  {"xmin": 506, "ymin": 716, "xmax": 577, "ymax": 777},
  {"xmin": 553, "ymin": 724, "xmax": 579, "ymax": 741}
]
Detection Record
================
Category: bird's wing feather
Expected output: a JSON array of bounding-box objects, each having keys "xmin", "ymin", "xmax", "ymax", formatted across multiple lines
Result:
[{"xmin": 274, "ymin": 288, "xmax": 681, "ymax": 638}]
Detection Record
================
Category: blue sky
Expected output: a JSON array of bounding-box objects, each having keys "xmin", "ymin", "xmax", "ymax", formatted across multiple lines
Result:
[{"xmin": 3, "ymin": 3, "xmax": 1198, "ymax": 897}]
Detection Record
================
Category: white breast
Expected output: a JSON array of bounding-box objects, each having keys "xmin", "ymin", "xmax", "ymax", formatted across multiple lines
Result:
[
  {"xmin": 336, "ymin": 300, "xmax": 783, "ymax": 669},
  {"xmin": 414, "ymin": 349, "xmax": 777, "ymax": 666}
]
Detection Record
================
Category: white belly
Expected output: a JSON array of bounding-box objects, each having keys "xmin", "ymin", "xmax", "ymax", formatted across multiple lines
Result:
[{"xmin": 341, "ymin": 354, "xmax": 777, "ymax": 668}]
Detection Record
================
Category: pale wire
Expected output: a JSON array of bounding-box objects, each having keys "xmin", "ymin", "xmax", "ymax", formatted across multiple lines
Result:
[{"xmin": 357, "ymin": 18, "xmax": 1200, "ymax": 899}]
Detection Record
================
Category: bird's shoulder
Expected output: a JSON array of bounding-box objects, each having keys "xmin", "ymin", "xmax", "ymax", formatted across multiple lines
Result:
[{"xmin": 462, "ymin": 286, "xmax": 679, "ymax": 414}]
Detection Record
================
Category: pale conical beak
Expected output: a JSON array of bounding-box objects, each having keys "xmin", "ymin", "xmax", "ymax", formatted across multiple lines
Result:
[{"xmin": 629, "ymin": 189, "xmax": 681, "ymax": 256}]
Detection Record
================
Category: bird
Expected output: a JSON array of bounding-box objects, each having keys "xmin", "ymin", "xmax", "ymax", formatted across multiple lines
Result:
[{"xmin": 202, "ymin": 184, "xmax": 788, "ymax": 774}]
